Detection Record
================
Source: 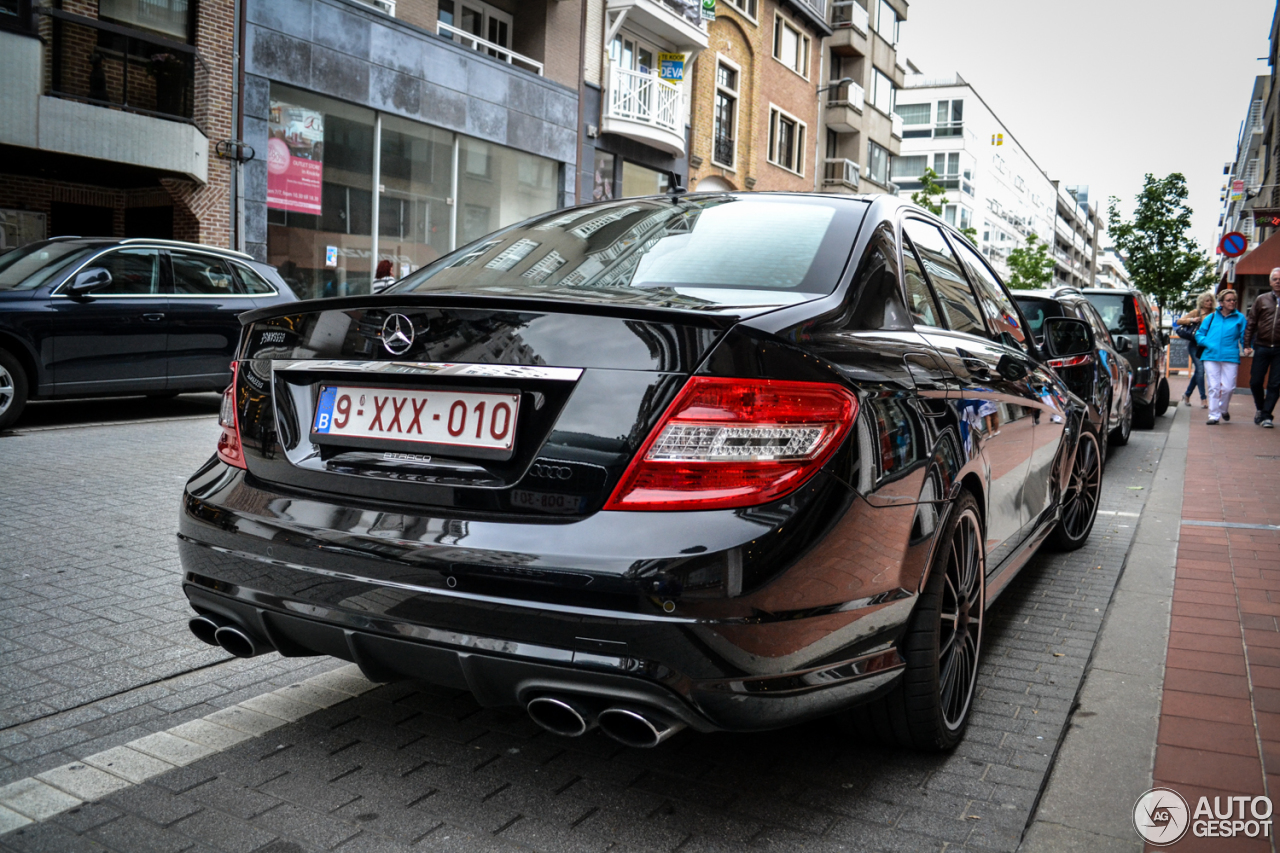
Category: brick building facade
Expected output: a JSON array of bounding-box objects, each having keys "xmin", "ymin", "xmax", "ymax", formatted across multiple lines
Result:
[
  {"xmin": 0, "ymin": 0, "xmax": 235, "ymax": 249},
  {"xmin": 688, "ymin": 0, "xmax": 830, "ymax": 193}
]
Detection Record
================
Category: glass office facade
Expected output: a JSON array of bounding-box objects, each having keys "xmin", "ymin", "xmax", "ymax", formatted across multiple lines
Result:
[{"xmin": 267, "ymin": 84, "xmax": 560, "ymax": 300}]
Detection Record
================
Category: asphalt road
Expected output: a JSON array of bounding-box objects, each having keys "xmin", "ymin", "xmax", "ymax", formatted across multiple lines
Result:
[{"xmin": 0, "ymin": 402, "xmax": 1173, "ymax": 852}]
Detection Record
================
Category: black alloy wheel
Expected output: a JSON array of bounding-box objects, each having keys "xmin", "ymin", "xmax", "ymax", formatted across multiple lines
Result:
[
  {"xmin": 0, "ymin": 350, "xmax": 28, "ymax": 431},
  {"xmin": 1133, "ymin": 399, "xmax": 1156, "ymax": 430},
  {"xmin": 1109, "ymin": 390, "xmax": 1132, "ymax": 447},
  {"xmin": 852, "ymin": 492, "xmax": 984, "ymax": 751},
  {"xmin": 1049, "ymin": 429, "xmax": 1102, "ymax": 551}
]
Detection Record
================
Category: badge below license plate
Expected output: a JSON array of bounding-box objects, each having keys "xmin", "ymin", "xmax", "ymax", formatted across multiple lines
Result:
[{"xmin": 313, "ymin": 385, "xmax": 520, "ymax": 452}]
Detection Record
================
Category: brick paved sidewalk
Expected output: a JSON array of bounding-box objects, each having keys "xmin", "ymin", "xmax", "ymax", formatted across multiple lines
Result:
[{"xmin": 1151, "ymin": 408, "xmax": 1280, "ymax": 851}]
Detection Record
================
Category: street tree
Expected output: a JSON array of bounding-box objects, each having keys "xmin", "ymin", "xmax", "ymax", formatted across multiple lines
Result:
[
  {"xmin": 912, "ymin": 167, "xmax": 980, "ymax": 245},
  {"xmin": 1106, "ymin": 173, "xmax": 1205, "ymax": 311},
  {"xmin": 1005, "ymin": 234, "xmax": 1055, "ymax": 290}
]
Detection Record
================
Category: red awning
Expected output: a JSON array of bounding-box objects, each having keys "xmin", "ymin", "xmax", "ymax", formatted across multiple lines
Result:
[{"xmin": 1237, "ymin": 230, "xmax": 1280, "ymax": 275}]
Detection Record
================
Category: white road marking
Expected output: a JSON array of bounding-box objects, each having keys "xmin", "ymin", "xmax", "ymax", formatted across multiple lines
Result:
[{"xmin": 0, "ymin": 664, "xmax": 376, "ymax": 826}]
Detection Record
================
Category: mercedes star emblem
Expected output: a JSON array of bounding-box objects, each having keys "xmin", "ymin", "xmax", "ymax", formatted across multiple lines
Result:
[{"xmin": 381, "ymin": 313, "xmax": 415, "ymax": 355}]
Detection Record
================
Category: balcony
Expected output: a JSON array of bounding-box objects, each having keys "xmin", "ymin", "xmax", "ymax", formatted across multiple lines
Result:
[
  {"xmin": 822, "ymin": 158, "xmax": 860, "ymax": 191},
  {"xmin": 437, "ymin": 21, "xmax": 543, "ymax": 75},
  {"xmin": 933, "ymin": 121, "xmax": 963, "ymax": 138},
  {"xmin": 1249, "ymin": 99, "xmax": 1264, "ymax": 135},
  {"xmin": 0, "ymin": 10, "xmax": 208, "ymax": 182},
  {"xmin": 605, "ymin": 0, "xmax": 708, "ymax": 52},
  {"xmin": 891, "ymin": 112, "xmax": 903, "ymax": 139},
  {"xmin": 602, "ymin": 62, "xmax": 685, "ymax": 155},
  {"xmin": 1244, "ymin": 157, "xmax": 1260, "ymax": 188},
  {"xmin": 825, "ymin": 80, "xmax": 864, "ymax": 133},
  {"xmin": 828, "ymin": 0, "xmax": 868, "ymax": 56}
]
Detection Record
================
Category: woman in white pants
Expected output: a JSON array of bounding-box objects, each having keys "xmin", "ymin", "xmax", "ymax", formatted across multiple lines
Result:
[{"xmin": 1194, "ymin": 290, "xmax": 1248, "ymax": 424}]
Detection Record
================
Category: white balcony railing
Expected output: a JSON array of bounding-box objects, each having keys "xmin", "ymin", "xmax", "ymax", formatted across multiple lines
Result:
[
  {"xmin": 823, "ymin": 158, "xmax": 860, "ymax": 190},
  {"xmin": 437, "ymin": 21, "xmax": 543, "ymax": 75},
  {"xmin": 1244, "ymin": 157, "xmax": 1260, "ymax": 188},
  {"xmin": 1249, "ymin": 99, "xmax": 1265, "ymax": 134},
  {"xmin": 891, "ymin": 112, "xmax": 903, "ymax": 139},
  {"xmin": 353, "ymin": 0, "xmax": 395, "ymax": 15},
  {"xmin": 830, "ymin": 0, "xmax": 868, "ymax": 33},
  {"xmin": 827, "ymin": 80, "xmax": 865, "ymax": 111},
  {"xmin": 605, "ymin": 64, "xmax": 682, "ymax": 137}
]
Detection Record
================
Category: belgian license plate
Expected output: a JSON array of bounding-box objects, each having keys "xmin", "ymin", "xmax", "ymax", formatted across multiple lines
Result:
[{"xmin": 312, "ymin": 385, "xmax": 520, "ymax": 451}]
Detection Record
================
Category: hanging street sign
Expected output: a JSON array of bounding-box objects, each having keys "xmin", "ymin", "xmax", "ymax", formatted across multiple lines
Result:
[
  {"xmin": 1220, "ymin": 232, "xmax": 1248, "ymax": 258},
  {"xmin": 658, "ymin": 53, "xmax": 685, "ymax": 81}
]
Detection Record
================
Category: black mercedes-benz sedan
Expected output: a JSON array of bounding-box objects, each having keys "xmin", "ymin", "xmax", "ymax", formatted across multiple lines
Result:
[
  {"xmin": 0, "ymin": 238, "xmax": 296, "ymax": 429},
  {"xmin": 179, "ymin": 193, "xmax": 1102, "ymax": 751}
]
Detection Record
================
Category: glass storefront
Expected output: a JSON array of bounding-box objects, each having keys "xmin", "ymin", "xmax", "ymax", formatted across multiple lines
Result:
[
  {"xmin": 267, "ymin": 83, "xmax": 560, "ymax": 299},
  {"xmin": 621, "ymin": 161, "xmax": 669, "ymax": 198}
]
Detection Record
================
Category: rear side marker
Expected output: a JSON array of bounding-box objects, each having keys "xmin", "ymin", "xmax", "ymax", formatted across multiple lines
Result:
[{"xmin": 216, "ymin": 362, "xmax": 246, "ymax": 469}]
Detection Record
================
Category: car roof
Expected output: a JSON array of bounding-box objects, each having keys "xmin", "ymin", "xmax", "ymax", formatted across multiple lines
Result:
[{"xmin": 45, "ymin": 236, "xmax": 255, "ymax": 261}]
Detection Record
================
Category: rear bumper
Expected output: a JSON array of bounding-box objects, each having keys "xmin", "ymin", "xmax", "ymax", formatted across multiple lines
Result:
[{"xmin": 179, "ymin": 461, "xmax": 924, "ymax": 732}]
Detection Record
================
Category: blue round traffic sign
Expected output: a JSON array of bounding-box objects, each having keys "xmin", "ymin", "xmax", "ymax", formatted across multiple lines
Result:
[{"xmin": 1221, "ymin": 232, "xmax": 1248, "ymax": 257}]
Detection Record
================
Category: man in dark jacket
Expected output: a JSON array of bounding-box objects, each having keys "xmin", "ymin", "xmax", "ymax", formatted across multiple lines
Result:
[{"xmin": 1245, "ymin": 266, "xmax": 1280, "ymax": 428}]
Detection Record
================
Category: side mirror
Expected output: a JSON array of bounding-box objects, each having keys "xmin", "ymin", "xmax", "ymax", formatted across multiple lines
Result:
[
  {"xmin": 1042, "ymin": 317, "xmax": 1093, "ymax": 359},
  {"xmin": 66, "ymin": 268, "xmax": 113, "ymax": 297},
  {"xmin": 1114, "ymin": 335, "xmax": 1132, "ymax": 353},
  {"xmin": 1160, "ymin": 330, "xmax": 1170, "ymax": 346}
]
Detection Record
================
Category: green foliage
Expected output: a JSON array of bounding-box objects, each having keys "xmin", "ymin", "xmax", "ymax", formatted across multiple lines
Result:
[
  {"xmin": 959, "ymin": 225, "xmax": 979, "ymax": 245},
  {"xmin": 1106, "ymin": 173, "xmax": 1207, "ymax": 310},
  {"xmin": 1005, "ymin": 234, "xmax": 1055, "ymax": 290},
  {"xmin": 1170, "ymin": 256, "xmax": 1219, "ymax": 313},
  {"xmin": 911, "ymin": 168, "xmax": 947, "ymax": 216}
]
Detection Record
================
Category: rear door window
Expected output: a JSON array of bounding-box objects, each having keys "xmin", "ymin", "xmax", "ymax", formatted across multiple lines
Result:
[
  {"xmin": 901, "ymin": 235, "xmax": 942, "ymax": 328},
  {"xmin": 233, "ymin": 263, "xmax": 277, "ymax": 294},
  {"xmin": 902, "ymin": 219, "xmax": 984, "ymax": 336},
  {"xmin": 171, "ymin": 252, "xmax": 241, "ymax": 295},
  {"xmin": 1013, "ymin": 297, "xmax": 1065, "ymax": 339},
  {"xmin": 1085, "ymin": 293, "xmax": 1139, "ymax": 335}
]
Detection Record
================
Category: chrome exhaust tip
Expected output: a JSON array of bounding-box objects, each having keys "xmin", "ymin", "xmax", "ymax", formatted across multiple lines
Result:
[
  {"xmin": 597, "ymin": 706, "xmax": 685, "ymax": 748},
  {"xmin": 526, "ymin": 695, "xmax": 597, "ymax": 737},
  {"xmin": 188, "ymin": 614, "xmax": 225, "ymax": 646},
  {"xmin": 213, "ymin": 624, "xmax": 269, "ymax": 658}
]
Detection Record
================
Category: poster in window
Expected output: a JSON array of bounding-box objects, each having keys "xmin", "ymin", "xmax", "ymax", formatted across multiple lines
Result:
[{"xmin": 267, "ymin": 100, "xmax": 324, "ymax": 215}]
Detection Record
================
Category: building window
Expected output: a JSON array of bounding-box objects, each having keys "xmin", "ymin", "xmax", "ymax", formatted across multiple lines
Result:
[
  {"xmin": 724, "ymin": 0, "xmax": 758, "ymax": 20},
  {"xmin": 875, "ymin": 0, "xmax": 900, "ymax": 45},
  {"xmin": 768, "ymin": 106, "xmax": 806, "ymax": 175},
  {"xmin": 933, "ymin": 152, "xmax": 959, "ymax": 178},
  {"xmin": 868, "ymin": 140, "xmax": 890, "ymax": 186},
  {"xmin": 897, "ymin": 103, "xmax": 930, "ymax": 125},
  {"xmin": 935, "ymin": 99, "xmax": 963, "ymax": 137},
  {"xmin": 870, "ymin": 68, "xmax": 895, "ymax": 115},
  {"xmin": 942, "ymin": 205, "xmax": 971, "ymax": 230},
  {"xmin": 713, "ymin": 59, "xmax": 739, "ymax": 169},
  {"xmin": 438, "ymin": 0, "xmax": 512, "ymax": 50},
  {"xmin": 773, "ymin": 14, "xmax": 810, "ymax": 78},
  {"xmin": 98, "ymin": 0, "xmax": 192, "ymax": 41},
  {"xmin": 891, "ymin": 154, "xmax": 927, "ymax": 180}
]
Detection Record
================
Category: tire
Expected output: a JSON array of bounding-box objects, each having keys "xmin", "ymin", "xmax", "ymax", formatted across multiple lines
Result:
[
  {"xmin": 1048, "ymin": 428, "xmax": 1102, "ymax": 552},
  {"xmin": 0, "ymin": 350, "xmax": 29, "ymax": 431},
  {"xmin": 1133, "ymin": 400, "xmax": 1155, "ymax": 430},
  {"xmin": 1108, "ymin": 391, "xmax": 1132, "ymax": 447},
  {"xmin": 850, "ymin": 492, "xmax": 984, "ymax": 751},
  {"xmin": 1153, "ymin": 378, "xmax": 1170, "ymax": 417}
]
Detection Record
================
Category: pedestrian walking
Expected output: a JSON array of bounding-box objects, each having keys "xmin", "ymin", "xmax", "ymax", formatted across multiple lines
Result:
[
  {"xmin": 1244, "ymin": 266, "xmax": 1280, "ymax": 428},
  {"xmin": 1177, "ymin": 290, "xmax": 1215, "ymax": 408},
  {"xmin": 372, "ymin": 259, "xmax": 397, "ymax": 294},
  {"xmin": 1195, "ymin": 289, "xmax": 1249, "ymax": 425}
]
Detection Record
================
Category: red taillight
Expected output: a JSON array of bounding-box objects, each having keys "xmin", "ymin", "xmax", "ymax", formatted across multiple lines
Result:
[
  {"xmin": 603, "ymin": 377, "xmax": 859, "ymax": 511},
  {"xmin": 1134, "ymin": 297, "xmax": 1149, "ymax": 358},
  {"xmin": 1047, "ymin": 354, "xmax": 1093, "ymax": 369},
  {"xmin": 216, "ymin": 361, "xmax": 246, "ymax": 469}
]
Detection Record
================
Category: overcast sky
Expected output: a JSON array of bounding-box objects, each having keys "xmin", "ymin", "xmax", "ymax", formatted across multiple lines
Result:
[{"xmin": 896, "ymin": 0, "xmax": 1275, "ymax": 255}]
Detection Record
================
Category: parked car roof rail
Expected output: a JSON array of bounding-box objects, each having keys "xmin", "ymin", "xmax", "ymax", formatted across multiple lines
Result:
[{"xmin": 116, "ymin": 238, "xmax": 255, "ymax": 260}]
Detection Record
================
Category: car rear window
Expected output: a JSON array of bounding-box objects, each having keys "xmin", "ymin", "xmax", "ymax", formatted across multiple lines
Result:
[
  {"xmin": 1084, "ymin": 293, "xmax": 1139, "ymax": 335},
  {"xmin": 0, "ymin": 242, "xmax": 96, "ymax": 292},
  {"xmin": 1012, "ymin": 296, "xmax": 1067, "ymax": 337},
  {"xmin": 392, "ymin": 195, "xmax": 866, "ymax": 302}
]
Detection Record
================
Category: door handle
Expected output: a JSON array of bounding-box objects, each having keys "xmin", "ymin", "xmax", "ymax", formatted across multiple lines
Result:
[
  {"xmin": 142, "ymin": 313, "xmax": 165, "ymax": 322},
  {"xmin": 961, "ymin": 358, "xmax": 990, "ymax": 379}
]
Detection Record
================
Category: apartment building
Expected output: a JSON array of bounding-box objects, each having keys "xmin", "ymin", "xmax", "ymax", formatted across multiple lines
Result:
[
  {"xmin": 0, "ymin": 0, "xmax": 236, "ymax": 249},
  {"xmin": 1218, "ymin": 70, "xmax": 1278, "ymax": 306},
  {"xmin": 1093, "ymin": 246, "xmax": 1131, "ymax": 291},
  {"xmin": 1053, "ymin": 183, "xmax": 1101, "ymax": 290},
  {"xmin": 891, "ymin": 76, "xmax": 1055, "ymax": 281},
  {"xmin": 818, "ymin": 0, "xmax": 905, "ymax": 195},
  {"xmin": 578, "ymin": 0, "xmax": 708, "ymax": 203},
  {"xmin": 681, "ymin": 0, "xmax": 831, "ymax": 193}
]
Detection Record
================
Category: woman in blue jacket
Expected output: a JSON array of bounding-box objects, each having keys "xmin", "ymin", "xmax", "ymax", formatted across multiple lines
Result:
[{"xmin": 1195, "ymin": 289, "xmax": 1249, "ymax": 424}]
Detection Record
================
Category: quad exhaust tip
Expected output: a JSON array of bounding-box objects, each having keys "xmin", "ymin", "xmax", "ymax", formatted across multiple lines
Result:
[
  {"xmin": 526, "ymin": 696, "xmax": 596, "ymax": 737},
  {"xmin": 597, "ymin": 706, "xmax": 685, "ymax": 748},
  {"xmin": 187, "ymin": 614, "xmax": 272, "ymax": 658}
]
